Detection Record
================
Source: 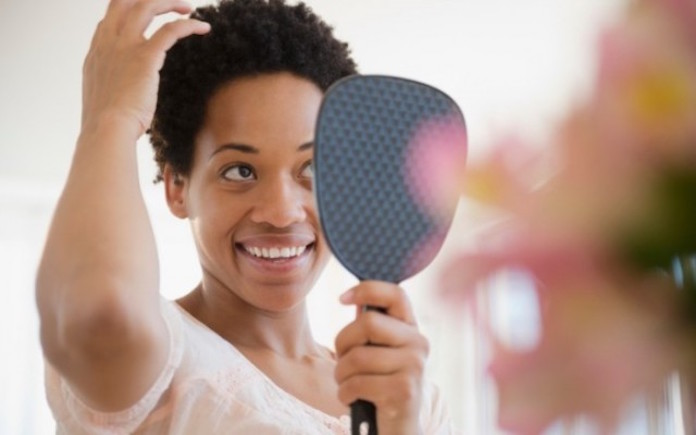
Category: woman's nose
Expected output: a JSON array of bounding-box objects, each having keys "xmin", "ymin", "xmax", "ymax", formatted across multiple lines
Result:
[{"xmin": 249, "ymin": 176, "xmax": 308, "ymax": 228}]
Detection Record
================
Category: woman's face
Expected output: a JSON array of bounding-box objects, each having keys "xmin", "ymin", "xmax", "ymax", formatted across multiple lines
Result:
[{"xmin": 166, "ymin": 72, "xmax": 330, "ymax": 313}]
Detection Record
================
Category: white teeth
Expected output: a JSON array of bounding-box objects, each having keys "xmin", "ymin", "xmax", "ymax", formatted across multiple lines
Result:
[{"xmin": 244, "ymin": 245, "xmax": 309, "ymax": 259}]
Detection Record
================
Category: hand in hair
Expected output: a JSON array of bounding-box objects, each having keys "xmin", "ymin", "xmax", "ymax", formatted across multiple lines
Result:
[{"xmin": 82, "ymin": 0, "xmax": 210, "ymax": 138}]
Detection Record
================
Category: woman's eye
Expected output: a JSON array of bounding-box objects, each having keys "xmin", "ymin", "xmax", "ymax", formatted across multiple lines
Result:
[
  {"xmin": 222, "ymin": 165, "xmax": 255, "ymax": 181},
  {"xmin": 300, "ymin": 161, "xmax": 314, "ymax": 179}
]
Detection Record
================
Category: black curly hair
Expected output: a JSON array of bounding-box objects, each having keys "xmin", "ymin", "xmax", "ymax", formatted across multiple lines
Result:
[{"xmin": 150, "ymin": 0, "xmax": 358, "ymax": 181}]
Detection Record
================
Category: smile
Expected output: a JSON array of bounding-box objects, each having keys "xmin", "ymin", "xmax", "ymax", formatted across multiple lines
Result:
[{"xmin": 242, "ymin": 245, "xmax": 309, "ymax": 259}]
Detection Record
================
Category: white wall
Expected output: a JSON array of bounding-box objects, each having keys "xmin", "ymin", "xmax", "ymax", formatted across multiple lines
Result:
[
  {"xmin": 0, "ymin": 0, "xmax": 629, "ymax": 433},
  {"xmin": 1, "ymin": 0, "xmax": 627, "ymax": 183}
]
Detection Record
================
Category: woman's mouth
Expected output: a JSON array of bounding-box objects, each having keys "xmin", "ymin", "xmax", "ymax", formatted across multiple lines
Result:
[
  {"xmin": 234, "ymin": 231, "xmax": 317, "ymax": 275},
  {"xmin": 240, "ymin": 244, "xmax": 312, "ymax": 260},
  {"xmin": 234, "ymin": 242, "xmax": 315, "ymax": 274}
]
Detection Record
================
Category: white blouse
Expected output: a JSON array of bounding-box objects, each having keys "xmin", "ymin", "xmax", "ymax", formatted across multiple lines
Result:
[{"xmin": 45, "ymin": 299, "xmax": 455, "ymax": 434}]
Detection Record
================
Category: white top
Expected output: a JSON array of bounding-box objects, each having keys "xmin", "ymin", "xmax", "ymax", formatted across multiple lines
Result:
[{"xmin": 45, "ymin": 299, "xmax": 455, "ymax": 434}]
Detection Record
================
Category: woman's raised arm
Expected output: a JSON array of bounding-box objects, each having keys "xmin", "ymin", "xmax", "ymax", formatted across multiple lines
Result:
[{"xmin": 35, "ymin": 0, "xmax": 209, "ymax": 411}]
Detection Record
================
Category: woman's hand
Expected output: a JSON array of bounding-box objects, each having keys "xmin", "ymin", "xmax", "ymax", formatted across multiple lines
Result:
[
  {"xmin": 81, "ymin": 0, "xmax": 210, "ymax": 138},
  {"xmin": 335, "ymin": 281, "xmax": 429, "ymax": 435}
]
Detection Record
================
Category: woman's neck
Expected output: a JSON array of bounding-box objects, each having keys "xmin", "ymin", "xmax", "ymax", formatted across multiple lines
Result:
[{"xmin": 176, "ymin": 282, "xmax": 323, "ymax": 360}]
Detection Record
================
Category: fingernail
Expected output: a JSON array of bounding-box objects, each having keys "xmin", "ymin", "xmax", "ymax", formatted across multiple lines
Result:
[{"xmin": 339, "ymin": 289, "xmax": 354, "ymax": 304}]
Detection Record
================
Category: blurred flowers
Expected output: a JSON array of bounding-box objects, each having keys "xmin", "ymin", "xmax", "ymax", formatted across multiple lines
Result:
[{"xmin": 439, "ymin": 0, "xmax": 696, "ymax": 432}]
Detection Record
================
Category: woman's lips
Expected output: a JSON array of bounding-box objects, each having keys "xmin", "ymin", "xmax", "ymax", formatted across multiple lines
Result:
[
  {"xmin": 235, "ymin": 233, "xmax": 315, "ymax": 248},
  {"xmin": 235, "ymin": 242, "xmax": 314, "ymax": 273},
  {"xmin": 241, "ymin": 244, "xmax": 308, "ymax": 260}
]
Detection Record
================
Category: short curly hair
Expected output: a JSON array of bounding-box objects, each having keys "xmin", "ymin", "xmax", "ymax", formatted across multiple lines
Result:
[{"xmin": 149, "ymin": 0, "xmax": 358, "ymax": 181}]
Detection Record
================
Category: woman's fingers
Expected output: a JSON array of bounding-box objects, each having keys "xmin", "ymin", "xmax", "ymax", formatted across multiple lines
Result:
[
  {"xmin": 335, "ymin": 282, "xmax": 428, "ymax": 433},
  {"xmin": 334, "ymin": 344, "xmax": 427, "ymax": 385},
  {"xmin": 334, "ymin": 310, "xmax": 424, "ymax": 356},
  {"xmin": 146, "ymin": 18, "xmax": 210, "ymax": 56},
  {"xmin": 120, "ymin": 0, "xmax": 194, "ymax": 41},
  {"xmin": 336, "ymin": 372, "xmax": 422, "ymax": 418},
  {"xmin": 340, "ymin": 280, "xmax": 418, "ymax": 325},
  {"xmin": 100, "ymin": 0, "xmax": 141, "ymax": 36},
  {"xmin": 80, "ymin": 0, "xmax": 210, "ymax": 137}
]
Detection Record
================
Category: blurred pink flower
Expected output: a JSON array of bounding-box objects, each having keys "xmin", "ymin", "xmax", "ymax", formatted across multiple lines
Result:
[
  {"xmin": 441, "ymin": 227, "xmax": 693, "ymax": 432},
  {"xmin": 459, "ymin": 135, "xmax": 544, "ymax": 213},
  {"xmin": 489, "ymin": 277, "xmax": 683, "ymax": 435},
  {"xmin": 594, "ymin": 0, "xmax": 696, "ymax": 162},
  {"xmin": 438, "ymin": 0, "xmax": 696, "ymax": 432}
]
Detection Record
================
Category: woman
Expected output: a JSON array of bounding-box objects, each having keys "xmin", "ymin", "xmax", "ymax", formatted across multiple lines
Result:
[{"xmin": 36, "ymin": 0, "xmax": 453, "ymax": 433}]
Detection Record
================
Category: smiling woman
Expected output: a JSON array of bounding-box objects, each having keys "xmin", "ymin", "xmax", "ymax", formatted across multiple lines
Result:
[
  {"xmin": 3, "ymin": 0, "xmax": 659, "ymax": 433},
  {"xmin": 33, "ymin": 0, "xmax": 454, "ymax": 434},
  {"xmin": 167, "ymin": 74, "xmax": 330, "ymax": 318}
]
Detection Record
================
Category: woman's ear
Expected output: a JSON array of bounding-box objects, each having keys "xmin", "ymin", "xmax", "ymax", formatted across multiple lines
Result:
[{"xmin": 163, "ymin": 165, "xmax": 189, "ymax": 219}]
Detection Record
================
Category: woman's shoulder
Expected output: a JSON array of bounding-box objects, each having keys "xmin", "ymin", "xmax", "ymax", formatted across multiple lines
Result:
[{"xmin": 44, "ymin": 297, "xmax": 274, "ymax": 434}]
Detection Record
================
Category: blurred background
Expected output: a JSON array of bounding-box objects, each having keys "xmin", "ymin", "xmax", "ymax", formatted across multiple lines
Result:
[{"xmin": 6, "ymin": 0, "xmax": 688, "ymax": 433}]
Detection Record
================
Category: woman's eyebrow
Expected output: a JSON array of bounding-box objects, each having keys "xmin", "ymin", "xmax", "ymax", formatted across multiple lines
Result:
[
  {"xmin": 209, "ymin": 141, "xmax": 313, "ymax": 159},
  {"xmin": 298, "ymin": 141, "xmax": 313, "ymax": 151},
  {"xmin": 209, "ymin": 143, "xmax": 259, "ymax": 159}
]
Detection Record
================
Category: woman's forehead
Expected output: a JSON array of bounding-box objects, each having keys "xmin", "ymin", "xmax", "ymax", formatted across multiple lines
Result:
[{"xmin": 200, "ymin": 73, "xmax": 322, "ymax": 148}]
